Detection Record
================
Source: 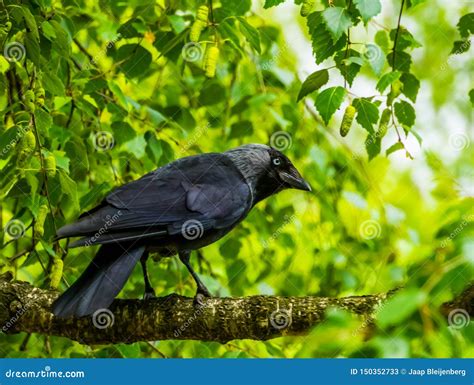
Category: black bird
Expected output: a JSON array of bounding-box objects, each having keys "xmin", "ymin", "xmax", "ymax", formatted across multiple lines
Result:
[{"xmin": 52, "ymin": 144, "xmax": 311, "ymax": 318}]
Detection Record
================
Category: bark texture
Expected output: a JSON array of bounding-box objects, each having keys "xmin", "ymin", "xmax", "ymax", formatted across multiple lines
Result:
[{"xmin": 0, "ymin": 272, "xmax": 399, "ymax": 345}]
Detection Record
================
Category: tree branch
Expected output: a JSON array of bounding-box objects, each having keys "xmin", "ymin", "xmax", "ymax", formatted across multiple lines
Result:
[{"xmin": 0, "ymin": 272, "xmax": 396, "ymax": 345}]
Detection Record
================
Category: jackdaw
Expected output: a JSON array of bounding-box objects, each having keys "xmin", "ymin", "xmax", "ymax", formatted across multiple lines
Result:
[{"xmin": 52, "ymin": 144, "xmax": 311, "ymax": 318}]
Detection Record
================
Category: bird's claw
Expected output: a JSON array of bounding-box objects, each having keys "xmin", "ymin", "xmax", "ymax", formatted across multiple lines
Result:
[
  {"xmin": 194, "ymin": 289, "xmax": 211, "ymax": 307},
  {"xmin": 143, "ymin": 290, "xmax": 156, "ymax": 300}
]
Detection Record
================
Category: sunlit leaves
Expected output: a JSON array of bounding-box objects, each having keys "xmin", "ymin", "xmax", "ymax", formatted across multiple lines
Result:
[
  {"xmin": 386, "ymin": 142, "xmax": 404, "ymax": 156},
  {"xmin": 221, "ymin": 0, "xmax": 251, "ymax": 16},
  {"xmin": 315, "ymin": 86, "xmax": 346, "ymax": 125},
  {"xmin": 451, "ymin": 13, "xmax": 474, "ymax": 55},
  {"xmin": 394, "ymin": 100, "xmax": 416, "ymax": 128},
  {"xmin": 365, "ymin": 133, "xmax": 381, "ymax": 160},
  {"xmin": 353, "ymin": 98, "xmax": 379, "ymax": 134},
  {"xmin": 115, "ymin": 44, "xmax": 152, "ymax": 78},
  {"xmin": 335, "ymin": 49, "xmax": 362, "ymax": 86},
  {"xmin": 353, "ymin": 0, "xmax": 381, "ymax": 23},
  {"xmin": 387, "ymin": 51, "xmax": 412, "ymax": 72},
  {"xmin": 238, "ymin": 17, "xmax": 261, "ymax": 54},
  {"xmin": 34, "ymin": 109, "xmax": 53, "ymax": 133},
  {"xmin": 297, "ymin": 69, "xmax": 329, "ymax": 101},
  {"xmin": 376, "ymin": 71, "xmax": 401, "ymax": 93},
  {"xmin": 457, "ymin": 13, "xmax": 474, "ymax": 38},
  {"xmin": 263, "ymin": 0, "xmax": 285, "ymax": 9},
  {"xmin": 390, "ymin": 27, "xmax": 421, "ymax": 51},
  {"xmin": 322, "ymin": 7, "xmax": 352, "ymax": 42},
  {"xmin": 377, "ymin": 288, "xmax": 427, "ymax": 328},
  {"xmin": 400, "ymin": 72, "xmax": 420, "ymax": 102},
  {"xmin": 307, "ymin": 12, "xmax": 346, "ymax": 63},
  {"xmin": 42, "ymin": 73, "xmax": 65, "ymax": 96}
]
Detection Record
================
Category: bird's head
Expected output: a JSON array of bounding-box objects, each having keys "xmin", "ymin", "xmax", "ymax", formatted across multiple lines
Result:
[{"xmin": 225, "ymin": 144, "xmax": 311, "ymax": 204}]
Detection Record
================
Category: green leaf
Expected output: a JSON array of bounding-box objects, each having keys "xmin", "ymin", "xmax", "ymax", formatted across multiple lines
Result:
[
  {"xmin": 386, "ymin": 141, "xmax": 404, "ymax": 156},
  {"xmin": 41, "ymin": 21, "xmax": 57, "ymax": 40},
  {"xmin": 221, "ymin": 0, "xmax": 251, "ymax": 15},
  {"xmin": 387, "ymin": 51, "xmax": 412, "ymax": 72},
  {"xmin": 42, "ymin": 72, "xmax": 65, "ymax": 96},
  {"xmin": 364, "ymin": 43, "xmax": 384, "ymax": 75},
  {"xmin": 167, "ymin": 15, "xmax": 186, "ymax": 34},
  {"xmin": 365, "ymin": 133, "xmax": 381, "ymax": 160},
  {"xmin": 0, "ymin": 56, "xmax": 10, "ymax": 74},
  {"xmin": 451, "ymin": 39, "xmax": 470, "ymax": 55},
  {"xmin": 375, "ymin": 30, "xmax": 390, "ymax": 52},
  {"xmin": 229, "ymin": 120, "xmax": 253, "ymax": 139},
  {"xmin": 25, "ymin": 33, "xmax": 41, "ymax": 66},
  {"xmin": 376, "ymin": 71, "xmax": 401, "ymax": 93},
  {"xmin": 469, "ymin": 89, "xmax": 474, "ymax": 106},
  {"xmin": 263, "ymin": 0, "xmax": 285, "ymax": 9},
  {"xmin": 390, "ymin": 27, "xmax": 421, "ymax": 51},
  {"xmin": 400, "ymin": 72, "xmax": 420, "ymax": 102},
  {"xmin": 219, "ymin": 19, "xmax": 242, "ymax": 53},
  {"xmin": 238, "ymin": 17, "xmax": 261, "ymax": 54},
  {"xmin": 58, "ymin": 170, "xmax": 79, "ymax": 211},
  {"xmin": 34, "ymin": 109, "xmax": 53, "ymax": 133},
  {"xmin": 116, "ymin": 44, "xmax": 152, "ymax": 78},
  {"xmin": 334, "ymin": 49, "xmax": 361, "ymax": 86},
  {"xmin": 322, "ymin": 7, "xmax": 352, "ymax": 42},
  {"xmin": 407, "ymin": 0, "xmax": 426, "ymax": 7},
  {"xmin": 353, "ymin": 0, "xmax": 381, "ymax": 23},
  {"xmin": 314, "ymin": 86, "xmax": 346, "ymax": 125},
  {"xmin": 394, "ymin": 100, "xmax": 416, "ymax": 128},
  {"xmin": 307, "ymin": 12, "xmax": 346, "ymax": 64},
  {"xmin": 353, "ymin": 98, "xmax": 379, "ymax": 134},
  {"xmin": 198, "ymin": 83, "xmax": 226, "ymax": 106},
  {"xmin": 377, "ymin": 288, "xmax": 427, "ymax": 328},
  {"xmin": 297, "ymin": 69, "xmax": 329, "ymax": 101},
  {"xmin": 145, "ymin": 132, "xmax": 162, "ymax": 163},
  {"xmin": 457, "ymin": 13, "xmax": 474, "ymax": 38}
]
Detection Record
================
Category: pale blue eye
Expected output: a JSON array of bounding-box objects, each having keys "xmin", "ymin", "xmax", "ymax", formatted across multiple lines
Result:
[{"xmin": 272, "ymin": 158, "xmax": 281, "ymax": 166}]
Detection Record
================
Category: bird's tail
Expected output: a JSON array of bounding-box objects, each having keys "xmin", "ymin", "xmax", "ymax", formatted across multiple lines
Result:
[{"xmin": 52, "ymin": 243, "xmax": 145, "ymax": 318}]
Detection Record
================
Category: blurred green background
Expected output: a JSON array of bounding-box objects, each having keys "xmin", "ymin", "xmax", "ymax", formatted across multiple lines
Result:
[{"xmin": 0, "ymin": 0, "xmax": 472, "ymax": 358}]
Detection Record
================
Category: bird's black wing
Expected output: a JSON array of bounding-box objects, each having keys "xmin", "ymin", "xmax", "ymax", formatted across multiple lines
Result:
[{"xmin": 57, "ymin": 153, "xmax": 251, "ymax": 246}]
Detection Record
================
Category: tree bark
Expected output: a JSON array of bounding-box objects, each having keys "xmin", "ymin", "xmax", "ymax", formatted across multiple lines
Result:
[{"xmin": 0, "ymin": 272, "xmax": 396, "ymax": 345}]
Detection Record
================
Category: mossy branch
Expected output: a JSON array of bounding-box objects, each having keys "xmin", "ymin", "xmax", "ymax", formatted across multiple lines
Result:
[{"xmin": 0, "ymin": 272, "xmax": 406, "ymax": 345}]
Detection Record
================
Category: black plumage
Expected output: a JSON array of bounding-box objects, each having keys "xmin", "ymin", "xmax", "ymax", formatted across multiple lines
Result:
[{"xmin": 52, "ymin": 144, "xmax": 311, "ymax": 318}]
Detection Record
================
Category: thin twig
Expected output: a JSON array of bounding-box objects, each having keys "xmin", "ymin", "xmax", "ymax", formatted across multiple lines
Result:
[{"xmin": 391, "ymin": 0, "xmax": 405, "ymax": 69}]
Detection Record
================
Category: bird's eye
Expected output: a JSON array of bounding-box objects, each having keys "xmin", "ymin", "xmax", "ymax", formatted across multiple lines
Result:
[{"xmin": 272, "ymin": 157, "xmax": 281, "ymax": 166}]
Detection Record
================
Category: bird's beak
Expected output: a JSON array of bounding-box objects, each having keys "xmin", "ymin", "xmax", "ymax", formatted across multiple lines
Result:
[{"xmin": 279, "ymin": 169, "xmax": 312, "ymax": 192}]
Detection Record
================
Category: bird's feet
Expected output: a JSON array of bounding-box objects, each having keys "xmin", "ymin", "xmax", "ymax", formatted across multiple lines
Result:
[
  {"xmin": 193, "ymin": 286, "xmax": 212, "ymax": 307},
  {"xmin": 143, "ymin": 289, "xmax": 156, "ymax": 300}
]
